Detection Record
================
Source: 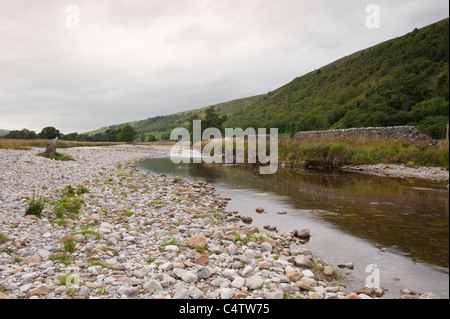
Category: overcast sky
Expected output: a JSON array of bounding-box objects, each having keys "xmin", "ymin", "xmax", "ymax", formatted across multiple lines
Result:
[{"xmin": 0, "ymin": 0, "xmax": 448, "ymax": 134}]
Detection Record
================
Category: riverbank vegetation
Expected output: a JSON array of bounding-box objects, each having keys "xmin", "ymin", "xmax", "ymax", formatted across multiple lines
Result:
[{"xmin": 278, "ymin": 138, "xmax": 449, "ymax": 170}]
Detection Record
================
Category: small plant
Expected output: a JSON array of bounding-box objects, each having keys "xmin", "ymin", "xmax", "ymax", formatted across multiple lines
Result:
[
  {"xmin": 53, "ymin": 196, "xmax": 84, "ymax": 219},
  {"xmin": 0, "ymin": 233, "xmax": 9, "ymax": 245},
  {"xmin": 81, "ymin": 229, "xmax": 102, "ymax": 239},
  {"xmin": 49, "ymin": 253, "xmax": 75, "ymax": 266},
  {"xmin": 173, "ymin": 177, "xmax": 182, "ymax": 183},
  {"xmin": 163, "ymin": 237, "xmax": 178, "ymax": 246},
  {"xmin": 25, "ymin": 193, "xmax": 45, "ymax": 218},
  {"xmin": 37, "ymin": 152, "xmax": 74, "ymax": 161},
  {"xmin": 62, "ymin": 239, "xmax": 76, "ymax": 254},
  {"xmin": 148, "ymin": 200, "xmax": 165, "ymax": 207},
  {"xmin": 76, "ymin": 185, "xmax": 90, "ymax": 195}
]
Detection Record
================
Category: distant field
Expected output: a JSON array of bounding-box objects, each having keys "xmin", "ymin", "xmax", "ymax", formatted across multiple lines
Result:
[{"xmin": 0, "ymin": 139, "xmax": 121, "ymax": 150}]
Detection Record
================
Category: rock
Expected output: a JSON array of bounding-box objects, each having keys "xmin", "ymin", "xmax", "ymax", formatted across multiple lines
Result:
[
  {"xmin": 219, "ymin": 288, "xmax": 234, "ymax": 299},
  {"xmin": 258, "ymin": 262, "xmax": 271, "ymax": 270},
  {"xmin": 26, "ymin": 255, "xmax": 42, "ymax": 265},
  {"xmin": 194, "ymin": 255, "xmax": 210, "ymax": 265},
  {"xmin": 356, "ymin": 287, "xmax": 375, "ymax": 296},
  {"xmin": 159, "ymin": 262, "xmax": 173, "ymax": 271},
  {"xmin": 242, "ymin": 266, "xmax": 256, "ymax": 278},
  {"xmin": 143, "ymin": 280, "xmax": 163, "ymax": 293},
  {"xmin": 231, "ymin": 276, "xmax": 245, "ymax": 289},
  {"xmin": 118, "ymin": 286, "xmax": 139, "ymax": 297},
  {"xmin": 234, "ymin": 292, "xmax": 248, "ymax": 299},
  {"xmin": 241, "ymin": 216, "xmax": 253, "ymax": 224},
  {"xmin": 255, "ymin": 207, "xmax": 265, "ymax": 213},
  {"xmin": 246, "ymin": 275, "xmax": 264, "ymax": 290},
  {"xmin": 0, "ymin": 292, "xmax": 12, "ymax": 299},
  {"xmin": 241, "ymin": 251, "xmax": 255, "ymax": 264},
  {"xmin": 420, "ymin": 292, "xmax": 441, "ymax": 299},
  {"xmin": 264, "ymin": 291, "xmax": 284, "ymax": 299},
  {"xmin": 295, "ymin": 255, "xmax": 312, "ymax": 268},
  {"xmin": 400, "ymin": 288, "xmax": 415, "ymax": 295},
  {"xmin": 261, "ymin": 242, "xmax": 272, "ymax": 253},
  {"xmin": 188, "ymin": 235, "xmax": 207, "ymax": 249},
  {"xmin": 345, "ymin": 263, "xmax": 354, "ymax": 270},
  {"xmin": 222, "ymin": 269, "xmax": 237, "ymax": 280},
  {"xmin": 196, "ymin": 267, "xmax": 212, "ymax": 280},
  {"xmin": 374, "ymin": 287, "xmax": 385, "ymax": 297},
  {"xmin": 79, "ymin": 286, "xmax": 90, "ymax": 296},
  {"xmin": 38, "ymin": 249, "xmax": 51, "ymax": 259},
  {"xmin": 182, "ymin": 271, "xmax": 198, "ymax": 283},
  {"xmin": 294, "ymin": 281, "xmax": 315, "ymax": 292},
  {"xmin": 296, "ymin": 229, "xmax": 311, "ymax": 238},
  {"xmin": 323, "ymin": 266, "xmax": 334, "ymax": 276},
  {"xmin": 219, "ymin": 288, "xmax": 235, "ymax": 299},
  {"xmin": 29, "ymin": 285, "xmax": 49, "ymax": 296},
  {"xmin": 280, "ymin": 283, "xmax": 296, "ymax": 294},
  {"xmin": 55, "ymin": 286, "xmax": 66, "ymax": 295},
  {"xmin": 164, "ymin": 245, "xmax": 179, "ymax": 253},
  {"xmin": 344, "ymin": 292, "xmax": 361, "ymax": 299},
  {"xmin": 173, "ymin": 288, "xmax": 189, "ymax": 299},
  {"xmin": 73, "ymin": 234, "xmax": 85, "ymax": 242},
  {"xmin": 285, "ymin": 271, "xmax": 301, "ymax": 282},
  {"xmin": 309, "ymin": 292, "xmax": 324, "ymax": 299},
  {"xmin": 301, "ymin": 276, "xmax": 317, "ymax": 287}
]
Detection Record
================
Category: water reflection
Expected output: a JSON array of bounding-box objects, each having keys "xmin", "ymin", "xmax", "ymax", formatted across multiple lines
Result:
[
  {"xmin": 139, "ymin": 158, "xmax": 449, "ymax": 269},
  {"xmin": 139, "ymin": 158, "xmax": 449, "ymax": 297}
]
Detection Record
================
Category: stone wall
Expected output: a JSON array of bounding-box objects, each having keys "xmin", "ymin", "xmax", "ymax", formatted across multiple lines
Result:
[{"xmin": 292, "ymin": 126, "xmax": 433, "ymax": 143}]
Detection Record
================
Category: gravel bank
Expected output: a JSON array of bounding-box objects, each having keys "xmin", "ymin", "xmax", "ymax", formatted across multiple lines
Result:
[
  {"xmin": 341, "ymin": 164, "xmax": 449, "ymax": 182},
  {"xmin": 0, "ymin": 146, "xmax": 440, "ymax": 299}
]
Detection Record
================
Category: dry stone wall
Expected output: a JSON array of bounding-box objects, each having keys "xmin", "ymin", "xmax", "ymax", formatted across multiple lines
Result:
[{"xmin": 292, "ymin": 126, "xmax": 433, "ymax": 143}]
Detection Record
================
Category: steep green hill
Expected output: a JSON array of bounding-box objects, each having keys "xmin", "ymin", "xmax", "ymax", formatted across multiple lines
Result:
[{"xmin": 89, "ymin": 18, "xmax": 449, "ymax": 140}]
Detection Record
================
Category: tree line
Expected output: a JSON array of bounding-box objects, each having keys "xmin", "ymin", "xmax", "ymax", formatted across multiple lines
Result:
[{"xmin": 1, "ymin": 125, "xmax": 138, "ymax": 143}]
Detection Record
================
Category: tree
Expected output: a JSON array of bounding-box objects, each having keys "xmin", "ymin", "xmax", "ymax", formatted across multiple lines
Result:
[
  {"xmin": 106, "ymin": 129, "xmax": 120, "ymax": 142},
  {"xmin": 64, "ymin": 132, "xmax": 79, "ymax": 141},
  {"xmin": 38, "ymin": 127, "xmax": 61, "ymax": 139},
  {"xmin": 203, "ymin": 107, "xmax": 224, "ymax": 132},
  {"xmin": 117, "ymin": 125, "xmax": 137, "ymax": 143}
]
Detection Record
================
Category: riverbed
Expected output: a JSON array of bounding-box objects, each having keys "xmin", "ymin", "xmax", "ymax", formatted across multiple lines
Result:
[{"xmin": 138, "ymin": 157, "xmax": 449, "ymax": 298}]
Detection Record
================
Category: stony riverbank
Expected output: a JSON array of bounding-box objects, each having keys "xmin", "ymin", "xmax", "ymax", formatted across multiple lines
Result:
[
  {"xmin": 341, "ymin": 163, "xmax": 449, "ymax": 182},
  {"xmin": 0, "ymin": 145, "xmax": 441, "ymax": 299}
]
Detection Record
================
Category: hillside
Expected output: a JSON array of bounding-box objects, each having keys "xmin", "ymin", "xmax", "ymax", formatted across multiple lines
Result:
[
  {"xmin": 88, "ymin": 18, "xmax": 449, "ymax": 140},
  {"xmin": 0, "ymin": 129, "xmax": 10, "ymax": 137}
]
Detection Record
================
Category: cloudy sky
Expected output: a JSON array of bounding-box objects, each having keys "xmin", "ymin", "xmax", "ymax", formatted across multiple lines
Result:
[{"xmin": 0, "ymin": 0, "xmax": 448, "ymax": 134}]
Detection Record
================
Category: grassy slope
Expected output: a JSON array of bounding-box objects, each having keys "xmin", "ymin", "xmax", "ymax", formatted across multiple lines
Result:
[{"xmin": 87, "ymin": 18, "xmax": 449, "ymax": 140}]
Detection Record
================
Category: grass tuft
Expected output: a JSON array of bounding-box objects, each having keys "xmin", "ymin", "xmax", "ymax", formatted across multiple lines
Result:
[{"xmin": 25, "ymin": 193, "xmax": 45, "ymax": 218}]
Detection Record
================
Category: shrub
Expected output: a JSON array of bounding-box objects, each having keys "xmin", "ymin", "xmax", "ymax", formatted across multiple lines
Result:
[{"xmin": 25, "ymin": 193, "xmax": 45, "ymax": 218}]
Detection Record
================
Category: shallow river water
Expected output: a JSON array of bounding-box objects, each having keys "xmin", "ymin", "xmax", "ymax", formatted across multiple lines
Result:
[{"xmin": 138, "ymin": 157, "xmax": 449, "ymax": 299}]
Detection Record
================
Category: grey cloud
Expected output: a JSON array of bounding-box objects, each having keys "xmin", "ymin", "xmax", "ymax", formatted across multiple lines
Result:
[{"xmin": 0, "ymin": 0, "xmax": 448, "ymax": 133}]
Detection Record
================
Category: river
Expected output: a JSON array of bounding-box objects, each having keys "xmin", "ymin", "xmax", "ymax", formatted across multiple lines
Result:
[{"xmin": 138, "ymin": 157, "xmax": 449, "ymax": 299}]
